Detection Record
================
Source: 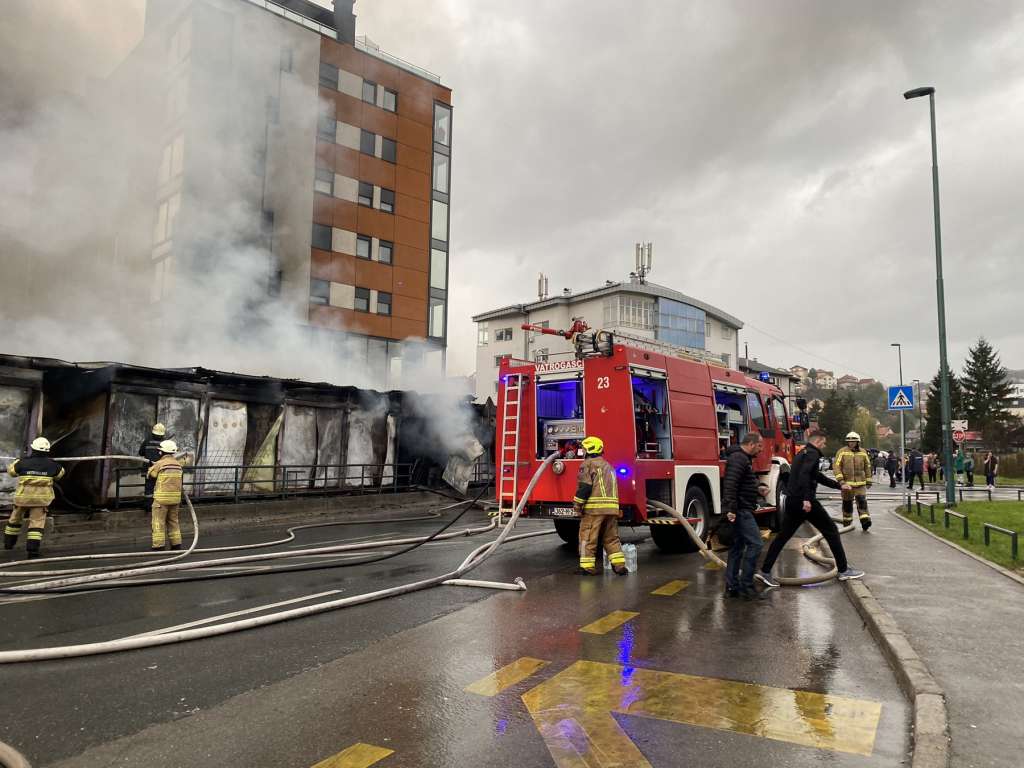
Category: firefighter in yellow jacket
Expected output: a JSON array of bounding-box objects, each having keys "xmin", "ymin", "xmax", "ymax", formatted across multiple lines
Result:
[
  {"xmin": 834, "ymin": 431, "xmax": 872, "ymax": 531},
  {"xmin": 5, "ymin": 437, "xmax": 64, "ymax": 559},
  {"xmin": 573, "ymin": 436, "xmax": 627, "ymax": 575},
  {"xmin": 148, "ymin": 440, "xmax": 185, "ymax": 551}
]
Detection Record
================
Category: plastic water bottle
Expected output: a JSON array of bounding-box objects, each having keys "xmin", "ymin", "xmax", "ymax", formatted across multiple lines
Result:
[{"xmin": 623, "ymin": 543, "xmax": 638, "ymax": 573}]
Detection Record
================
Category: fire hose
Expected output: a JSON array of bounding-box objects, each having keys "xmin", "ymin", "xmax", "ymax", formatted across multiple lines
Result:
[
  {"xmin": 647, "ymin": 499, "xmax": 854, "ymax": 586},
  {"xmin": 0, "ymin": 740, "xmax": 30, "ymax": 768},
  {"xmin": 0, "ymin": 453, "xmax": 559, "ymax": 662}
]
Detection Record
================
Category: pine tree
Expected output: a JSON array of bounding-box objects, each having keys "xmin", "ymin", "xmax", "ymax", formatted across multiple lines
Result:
[
  {"xmin": 961, "ymin": 338, "xmax": 1014, "ymax": 444},
  {"xmin": 819, "ymin": 390, "xmax": 857, "ymax": 454},
  {"xmin": 922, "ymin": 369, "xmax": 964, "ymax": 453}
]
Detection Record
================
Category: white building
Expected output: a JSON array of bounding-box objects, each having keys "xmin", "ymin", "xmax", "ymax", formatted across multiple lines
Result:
[
  {"xmin": 1007, "ymin": 369, "xmax": 1024, "ymax": 418},
  {"xmin": 471, "ymin": 278, "xmax": 742, "ymax": 402}
]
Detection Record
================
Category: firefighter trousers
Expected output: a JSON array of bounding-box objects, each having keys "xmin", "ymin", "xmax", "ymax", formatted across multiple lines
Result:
[
  {"xmin": 578, "ymin": 513, "xmax": 624, "ymax": 571},
  {"xmin": 151, "ymin": 502, "xmax": 182, "ymax": 549},
  {"xmin": 4, "ymin": 505, "xmax": 48, "ymax": 556},
  {"xmin": 841, "ymin": 488, "xmax": 871, "ymax": 528}
]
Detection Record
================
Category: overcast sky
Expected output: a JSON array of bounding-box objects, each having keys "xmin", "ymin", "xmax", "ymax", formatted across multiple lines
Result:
[{"xmin": 12, "ymin": 0, "xmax": 1023, "ymax": 388}]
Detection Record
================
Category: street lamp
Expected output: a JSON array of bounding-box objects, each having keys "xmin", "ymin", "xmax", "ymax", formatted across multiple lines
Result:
[
  {"xmin": 891, "ymin": 343, "xmax": 905, "ymax": 468},
  {"xmin": 904, "ymin": 85, "xmax": 955, "ymax": 506},
  {"xmin": 912, "ymin": 379, "xmax": 923, "ymax": 430}
]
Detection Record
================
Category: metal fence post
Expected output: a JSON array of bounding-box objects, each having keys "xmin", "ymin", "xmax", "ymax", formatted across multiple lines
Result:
[
  {"xmin": 114, "ymin": 468, "xmax": 121, "ymax": 510},
  {"xmin": 234, "ymin": 466, "xmax": 240, "ymax": 504},
  {"xmin": 929, "ymin": 504, "xmax": 935, "ymax": 524}
]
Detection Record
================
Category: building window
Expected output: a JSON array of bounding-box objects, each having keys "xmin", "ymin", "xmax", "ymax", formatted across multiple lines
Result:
[
  {"xmin": 360, "ymin": 129, "xmax": 375, "ymax": 155},
  {"xmin": 318, "ymin": 115, "xmax": 336, "ymax": 141},
  {"xmin": 604, "ymin": 295, "xmax": 655, "ymax": 330},
  {"xmin": 431, "ymin": 200, "xmax": 449, "ymax": 241},
  {"xmin": 434, "ymin": 103, "xmax": 451, "ymax": 146},
  {"xmin": 358, "ymin": 181, "xmax": 373, "ymax": 207},
  {"xmin": 312, "ymin": 223, "xmax": 331, "ymax": 250},
  {"xmin": 495, "ymin": 327, "xmax": 513, "ymax": 342},
  {"xmin": 378, "ymin": 240, "xmax": 393, "ymax": 264},
  {"xmin": 356, "ymin": 234, "xmax": 371, "ymax": 259},
  {"xmin": 354, "ymin": 287, "xmax": 370, "ymax": 312},
  {"xmin": 381, "ymin": 137, "xmax": 396, "ymax": 163},
  {"xmin": 534, "ymin": 348, "xmax": 549, "ymax": 363},
  {"xmin": 657, "ymin": 298, "xmax": 706, "ymax": 350},
  {"xmin": 432, "ymin": 152, "xmax": 449, "ymax": 194},
  {"xmin": 721, "ymin": 325, "xmax": 734, "ymax": 340},
  {"xmin": 477, "ymin": 322, "xmax": 489, "ymax": 346},
  {"xmin": 382, "ymin": 88, "xmax": 397, "ymax": 112},
  {"xmin": 380, "ymin": 188, "xmax": 395, "ymax": 213},
  {"xmin": 494, "ymin": 354, "xmax": 510, "ymax": 368},
  {"xmin": 319, "ymin": 62, "xmax": 338, "ymax": 89},
  {"xmin": 430, "ymin": 298, "xmax": 445, "ymax": 338},
  {"xmin": 314, "ymin": 167, "xmax": 333, "ymax": 196},
  {"xmin": 310, "ymin": 279, "xmax": 329, "ymax": 305},
  {"xmin": 377, "ymin": 291, "xmax": 392, "ymax": 316},
  {"xmin": 430, "ymin": 248, "xmax": 447, "ymax": 290},
  {"xmin": 361, "ymin": 79, "xmax": 376, "ymax": 104}
]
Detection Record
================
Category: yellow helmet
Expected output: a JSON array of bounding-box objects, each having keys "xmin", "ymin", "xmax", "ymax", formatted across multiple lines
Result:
[
  {"xmin": 159, "ymin": 439, "xmax": 178, "ymax": 454},
  {"xmin": 845, "ymin": 431, "xmax": 861, "ymax": 442},
  {"xmin": 581, "ymin": 436, "xmax": 604, "ymax": 456},
  {"xmin": 152, "ymin": 423, "xmax": 167, "ymax": 437},
  {"xmin": 30, "ymin": 437, "xmax": 51, "ymax": 452}
]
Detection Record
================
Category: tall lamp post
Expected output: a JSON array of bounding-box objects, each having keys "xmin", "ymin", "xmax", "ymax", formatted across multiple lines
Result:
[
  {"xmin": 912, "ymin": 378, "xmax": 923, "ymax": 433},
  {"xmin": 904, "ymin": 86, "xmax": 955, "ymax": 505},
  {"xmin": 892, "ymin": 343, "xmax": 905, "ymax": 469}
]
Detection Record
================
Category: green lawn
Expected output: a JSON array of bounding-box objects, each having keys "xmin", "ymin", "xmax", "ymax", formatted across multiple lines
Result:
[{"xmin": 899, "ymin": 501, "xmax": 1024, "ymax": 571}]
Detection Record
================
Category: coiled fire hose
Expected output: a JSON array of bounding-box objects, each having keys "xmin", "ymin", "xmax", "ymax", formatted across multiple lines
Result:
[
  {"xmin": 0, "ymin": 453, "xmax": 559, "ymax": 662},
  {"xmin": 0, "ymin": 739, "xmax": 31, "ymax": 768},
  {"xmin": 647, "ymin": 499, "xmax": 854, "ymax": 586}
]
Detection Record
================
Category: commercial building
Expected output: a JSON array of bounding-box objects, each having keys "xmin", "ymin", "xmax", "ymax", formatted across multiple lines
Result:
[
  {"xmin": 119, "ymin": 0, "xmax": 452, "ymax": 384},
  {"xmin": 471, "ymin": 277, "xmax": 742, "ymax": 402},
  {"xmin": 738, "ymin": 358, "xmax": 798, "ymax": 399}
]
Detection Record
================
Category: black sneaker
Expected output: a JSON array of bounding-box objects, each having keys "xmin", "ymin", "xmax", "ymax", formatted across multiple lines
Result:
[
  {"xmin": 739, "ymin": 587, "xmax": 767, "ymax": 601},
  {"xmin": 754, "ymin": 571, "xmax": 780, "ymax": 588},
  {"xmin": 725, "ymin": 587, "xmax": 741, "ymax": 598},
  {"xmin": 861, "ymin": 519, "xmax": 872, "ymax": 532}
]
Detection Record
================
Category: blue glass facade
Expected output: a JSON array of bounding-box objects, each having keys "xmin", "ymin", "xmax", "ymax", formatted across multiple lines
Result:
[{"xmin": 656, "ymin": 298, "xmax": 706, "ymax": 350}]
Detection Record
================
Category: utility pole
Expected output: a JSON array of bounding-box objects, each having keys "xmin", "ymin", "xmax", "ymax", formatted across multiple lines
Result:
[{"xmin": 892, "ymin": 343, "xmax": 905, "ymax": 470}]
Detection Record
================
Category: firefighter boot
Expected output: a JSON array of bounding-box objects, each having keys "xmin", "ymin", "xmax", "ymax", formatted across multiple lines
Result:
[
  {"xmin": 170, "ymin": 544, "xmax": 183, "ymax": 551},
  {"xmin": 857, "ymin": 496, "xmax": 872, "ymax": 531},
  {"xmin": 841, "ymin": 497, "xmax": 854, "ymax": 526},
  {"xmin": 3, "ymin": 534, "xmax": 16, "ymax": 550}
]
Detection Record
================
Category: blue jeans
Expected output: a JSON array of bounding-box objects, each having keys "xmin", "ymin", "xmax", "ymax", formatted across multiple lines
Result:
[{"xmin": 725, "ymin": 510, "xmax": 763, "ymax": 591}]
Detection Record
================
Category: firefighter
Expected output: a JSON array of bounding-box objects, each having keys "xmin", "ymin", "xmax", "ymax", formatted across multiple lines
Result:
[
  {"xmin": 148, "ymin": 439, "xmax": 185, "ymax": 551},
  {"xmin": 573, "ymin": 436, "xmax": 627, "ymax": 575},
  {"xmin": 138, "ymin": 423, "xmax": 167, "ymax": 513},
  {"xmin": 4, "ymin": 437, "xmax": 64, "ymax": 559},
  {"xmin": 834, "ymin": 431, "xmax": 872, "ymax": 530}
]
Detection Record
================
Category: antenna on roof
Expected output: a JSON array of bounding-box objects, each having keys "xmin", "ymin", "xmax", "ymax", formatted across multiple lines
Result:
[
  {"xmin": 635, "ymin": 242, "xmax": 653, "ymax": 284},
  {"xmin": 537, "ymin": 272, "xmax": 549, "ymax": 300}
]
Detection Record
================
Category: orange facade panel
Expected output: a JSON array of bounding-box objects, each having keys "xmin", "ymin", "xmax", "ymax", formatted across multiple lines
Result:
[
  {"xmin": 391, "ymin": 316, "xmax": 427, "ymax": 340},
  {"xmin": 395, "ymin": 165, "xmax": 430, "ymax": 201},
  {"xmin": 315, "ymin": 139, "xmax": 335, "ymax": 169},
  {"xmin": 394, "ymin": 215, "xmax": 428, "ymax": 248},
  {"xmin": 354, "ymin": 259, "xmax": 394, "ymax": 293},
  {"xmin": 332, "ymin": 198, "xmax": 358, "ymax": 232},
  {"xmin": 321, "ymin": 37, "xmax": 364, "ymax": 75},
  {"xmin": 308, "ymin": 304, "xmax": 347, "ymax": 331},
  {"xmin": 346, "ymin": 311, "xmax": 392, "ymax": 338},
  {"xmin": 392, "ymin": 293, "xmax": 427, "ymax": 323},
  {"xmin": 396, "ymin": 116, "xmax": 431, "ymax": 152},
  {"xmin": 361, "ymin": 103, "xmax": 397, "ymax": 138},
  {"xmin": 310, "ymin": 248, "xmax": 334, "ymax": 281},
  {"xmin": 313, "ymin": 193, "xmax": 334, "ymax": 226},
  {"xmin": 393, "ymin": 243, "xmax": 428, "ymax": 273},
  {"xmin": 396, "ymin": 193, "xmax": 428, "ymax": 224},
  {"xmin": 360, "ymin": 54, "xmax": 403, "ymax": 92},
  {"xmin": 358, "ymin": 153, "xmax": 396, "ymax": 189},
  {"xmin": 335, "ymin": 146, "xmax": 359, "ymax": 178},
  {"xmin": 393, "ymin": 266, "xmax": 427, "ymax": 299},
  {"xmin": 397, "ymin": 144, "xmax": 430, "ymax": 175},
  {"xmin": 357, "ymin": 207, "xmax": 396, "ymax": 241},
  {"xmin": 332, "ymin": 90, "xmax": 363, "ymax": 125}
]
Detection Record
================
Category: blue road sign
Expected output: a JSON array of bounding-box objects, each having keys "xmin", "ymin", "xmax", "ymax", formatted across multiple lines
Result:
[{"xmin": 888, "ymin": 385, "xmax": 915, "ymax": 411}]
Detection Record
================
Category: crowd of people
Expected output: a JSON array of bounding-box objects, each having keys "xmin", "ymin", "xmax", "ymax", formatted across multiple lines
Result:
[{"xmin": 871, "ymin": 447, "xmax": 999, "ymax": 490}]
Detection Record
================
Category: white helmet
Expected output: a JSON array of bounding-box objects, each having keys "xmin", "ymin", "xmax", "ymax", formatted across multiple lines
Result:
[
  {"xmin": 159, "ymin": 440, "xmax": 178, "ymax": 454},
  {"xmin": 845, "ymin": 431, "xmax": 861, "ymax": 442},
  {"xmin": 30, "ymin": 437, "xmax": 51, "ymax": 452},
  {"xmin": 152, "ymin": 423, "xmax": 167, "ymax": 437}
]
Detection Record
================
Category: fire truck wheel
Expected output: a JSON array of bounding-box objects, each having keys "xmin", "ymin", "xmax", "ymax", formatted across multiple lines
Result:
[
  {"xmin": 769, "ymin": 476, "xmax": 788, "ymax": 532},
  {"xmin": 553, "ymin": 518, "xmax": 581, "ymax": 545},
  {"xmin": 650, "ymin": 486, "xmax": 710, "ymax": 554}
]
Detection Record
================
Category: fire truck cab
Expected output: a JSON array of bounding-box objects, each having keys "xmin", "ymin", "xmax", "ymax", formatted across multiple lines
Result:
[{"xmin": 495, "ymin": 328, "xmax": 796, "ymax": 553}]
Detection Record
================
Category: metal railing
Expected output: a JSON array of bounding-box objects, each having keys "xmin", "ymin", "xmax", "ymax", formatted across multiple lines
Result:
[
  {"xmin": 983, "ymin": 523, "xmax": 1019, "ymax": 560},
  {"xmin": 242, "ymin": 0, "xmax": 338, "ymax": 39},
  {"xmin": 113, "ymin": 462, "xmax": 414, "ymax": 507},
  {"xmin": 355, "ymin": 36, "xmax": 441, "ymax": 83}
]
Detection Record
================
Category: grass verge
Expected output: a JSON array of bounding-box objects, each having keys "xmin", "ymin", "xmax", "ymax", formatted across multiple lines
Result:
[{"xmin": 898, "ymin": 500, "xmax": 1024, "ymax": 571}]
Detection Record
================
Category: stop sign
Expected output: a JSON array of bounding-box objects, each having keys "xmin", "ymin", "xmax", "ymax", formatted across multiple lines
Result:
[{"xmin": 952, "ymin": 430, "xmax": 966, "ymax": 444}]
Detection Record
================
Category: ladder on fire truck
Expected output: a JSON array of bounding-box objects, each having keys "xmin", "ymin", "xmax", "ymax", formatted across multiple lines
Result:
[{"xmin": 497, "ymin": 372, "xmax": 523, "ymax": 520}]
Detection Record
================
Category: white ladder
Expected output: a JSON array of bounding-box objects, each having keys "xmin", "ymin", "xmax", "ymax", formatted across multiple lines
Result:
[{"xmin": 497, "ymin": 373, "xmax": 523, "ymax": 520}]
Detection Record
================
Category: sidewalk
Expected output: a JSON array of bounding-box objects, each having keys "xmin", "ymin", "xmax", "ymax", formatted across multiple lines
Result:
[{"xmin": 840, "ymin": 504, "xmax": 1024, "ymax": 768}]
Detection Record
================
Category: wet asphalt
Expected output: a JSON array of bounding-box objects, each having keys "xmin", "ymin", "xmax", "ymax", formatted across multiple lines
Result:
[{"xmin": 0, "ymin": 499, "xmax": 910, "ymax": 767}]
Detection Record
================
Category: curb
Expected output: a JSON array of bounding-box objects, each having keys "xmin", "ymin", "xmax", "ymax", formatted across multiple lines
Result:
[
  {"xmin": 891, "ymin": 506, "xmax": 1024, "ymax": 588},
  {"xmin": 842, "ymin": 578, "xmax": 950, "ymax": 768}
]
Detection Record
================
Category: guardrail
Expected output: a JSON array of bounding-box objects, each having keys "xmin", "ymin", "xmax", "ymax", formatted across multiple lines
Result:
[
  {"xmin": 944, "ymin": 508, "xmax": 969, "ymax": 539},
  {"xmin": 983, "ymin": 523, "xmax": 1019, "ymax": 560}
]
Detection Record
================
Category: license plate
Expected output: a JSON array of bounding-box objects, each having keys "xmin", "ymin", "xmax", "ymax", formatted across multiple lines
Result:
[{"xmin": 548, "ymin": 506, "xmax": 577, "ymax": 518}]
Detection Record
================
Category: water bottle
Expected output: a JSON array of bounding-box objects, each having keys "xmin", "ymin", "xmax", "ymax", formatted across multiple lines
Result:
[{"xmin": 623, "ymin": 543, "xmax": 638, "ymax": 573}]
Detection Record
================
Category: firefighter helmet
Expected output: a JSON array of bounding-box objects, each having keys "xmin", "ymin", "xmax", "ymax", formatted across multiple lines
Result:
[
  {"xmin": 845, "ymin": 431, "xmax": 861, "ymax": 442},
  {"xmin": 30, "ymin": 437, "xmax": 51, "ymax": 452},
  {"xmin": 159, "ymin": 440, "xmax": 178, "ymax": 454},
  {"xmin": 581, "ymin": 436, "xmax": 604, "ymax": 456},
  {"xmin": 152, "ymin": 423, "xmax": 167, "ymax": 437}
]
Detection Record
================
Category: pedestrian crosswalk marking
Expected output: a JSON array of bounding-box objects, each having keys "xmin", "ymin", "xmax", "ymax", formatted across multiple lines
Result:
[
  {"xmin": 651, "ymin": 579, "xmax": 690, "ymax": 596},
  {"xmin": 464, "ymin": 657, "xmax": 550, "ymax": 696},
  {"xmin": 579, "ymin": 610, "xmax": 639, "ymax": 635},
  {"xmin": 311, "ymin": 742, "xmax": 393, "ymax": 768},
  {"xmin": 522, "ymin": 660, "xmax": 883, "ymax": 765}
]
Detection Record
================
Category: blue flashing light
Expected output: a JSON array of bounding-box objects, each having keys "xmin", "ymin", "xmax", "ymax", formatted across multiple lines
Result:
[{"xmin": 617, "ymin": 466, "xmax": 630, "ymax": 477}]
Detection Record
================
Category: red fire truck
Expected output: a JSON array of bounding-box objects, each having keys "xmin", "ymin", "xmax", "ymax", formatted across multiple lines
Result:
[{"xmin": 495, "ymin": 323, "xmax": 802, "ymax": 553}]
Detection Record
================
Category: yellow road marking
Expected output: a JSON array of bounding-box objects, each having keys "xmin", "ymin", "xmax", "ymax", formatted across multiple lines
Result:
[
  {"xmin": 311, "ymin": 742, "xmax": 393, "ymax": 768},
  {"xmin": 650, "ymin": 579, "xmax": 690, "ymax": 596},
  {"xmin": 464, "ymin": 657, "xmax": 550, "ymax": 696},
  {"xmin": 579, "ymin": 610, "xmax": 639, "ymax": 635},
  {"xmin": 522, "ymin": 660, "xmax": 882, "ymax": 765}
]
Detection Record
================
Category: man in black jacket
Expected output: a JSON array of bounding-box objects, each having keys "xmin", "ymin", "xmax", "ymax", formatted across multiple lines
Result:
[
  {"xmin": 722, "ymin": 432, "xmax": 765, "ymax": 599},
  {"xmin": 906, "ymin": 448, "xmax": 925, "ymax": 491},
  {"xmin": 756, "ymin": 429, "xmax": 864, "ymax": 587},
  {"xmin": 138, "ymin": 423, "xmax": 166, "ymax": 513}
]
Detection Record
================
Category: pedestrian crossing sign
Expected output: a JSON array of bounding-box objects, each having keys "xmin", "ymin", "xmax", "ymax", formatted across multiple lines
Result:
[{"xmin": 888, "ymin": 385, "xmax": 914, "ymax": 411}]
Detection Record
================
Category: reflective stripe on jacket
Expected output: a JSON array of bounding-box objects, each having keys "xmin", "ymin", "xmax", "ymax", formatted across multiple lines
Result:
[
  {"xmin": 834, "ymin": 447, "xmax": 871, "ymax": 486},
  {"xmin": 148, "ymin": 456, "xmax": 183, "ymax": 505},
  {"xmin": 7, "ymin": 457, "xmax": 64, "ymax": 507},
  {"xmin": 572, "ymin": 456, "xmax": 620, "ymax": 515}
]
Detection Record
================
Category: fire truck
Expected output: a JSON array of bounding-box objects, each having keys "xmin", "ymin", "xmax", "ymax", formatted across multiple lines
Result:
[{"xmin": 495, "ymin": 322, "xmax": 803, "ymax": 553}]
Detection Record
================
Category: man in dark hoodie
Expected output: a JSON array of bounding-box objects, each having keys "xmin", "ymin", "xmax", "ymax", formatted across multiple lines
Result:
[
  {"xmin": 756, "ymin": 429, "xmax": 864, "ymax": 587},
  {"xmin": 722, "ymin": 432, "xmax": 765, "ymax": 599}
]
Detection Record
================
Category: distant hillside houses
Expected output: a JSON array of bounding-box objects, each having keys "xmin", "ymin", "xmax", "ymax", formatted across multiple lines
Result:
[{"xmin": 789, "ymin": 365, "xmax": 878, "ymax": 393}]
